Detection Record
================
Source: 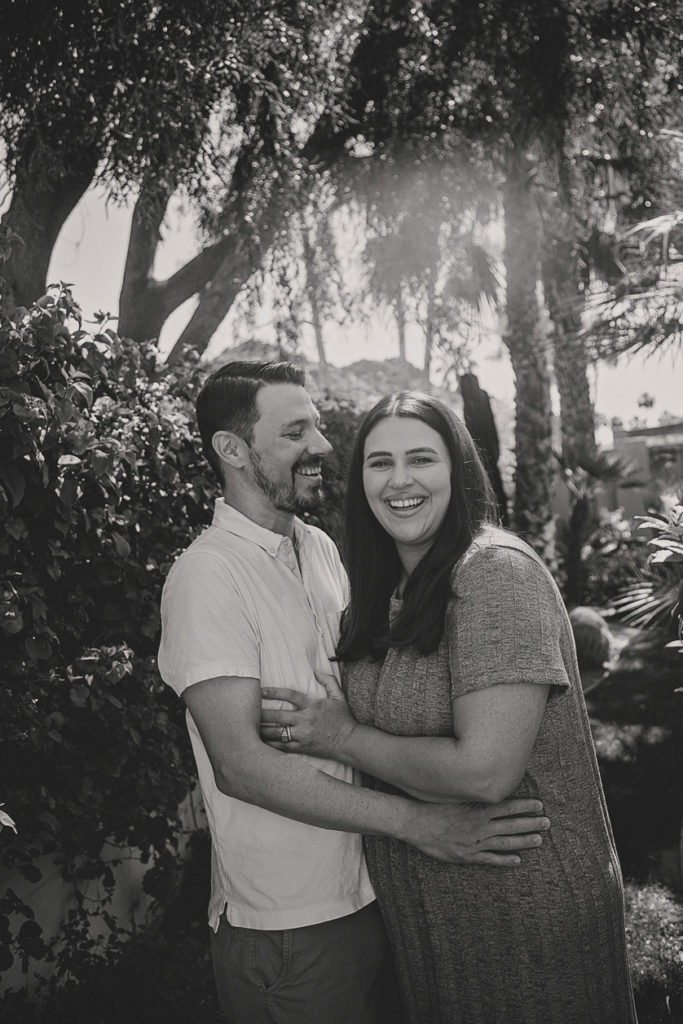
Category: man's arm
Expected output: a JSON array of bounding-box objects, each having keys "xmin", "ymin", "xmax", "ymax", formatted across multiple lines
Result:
[{"xmin": 184, "ymin": 675, "xmax": 549, "ymax": 866}]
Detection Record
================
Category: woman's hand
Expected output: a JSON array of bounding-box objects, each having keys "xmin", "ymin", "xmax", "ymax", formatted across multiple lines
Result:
[{"xmin": 260, "ymin": 687, "xmax": 358, "ymax": 760}]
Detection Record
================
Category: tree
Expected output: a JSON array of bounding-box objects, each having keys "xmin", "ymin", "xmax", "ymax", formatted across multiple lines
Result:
[
  {"xmin": 116, "ymin": 1, "xmax": 366, "ymax": 353},
  {"xmin": 0, "ymin": 0, "xmax": 355, "ymax": 311}
]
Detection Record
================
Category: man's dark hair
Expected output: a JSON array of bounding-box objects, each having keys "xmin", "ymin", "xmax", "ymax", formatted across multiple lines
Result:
[{"xmin": 196, "ymin": 361, "xmax": 306, "ymax": 481}]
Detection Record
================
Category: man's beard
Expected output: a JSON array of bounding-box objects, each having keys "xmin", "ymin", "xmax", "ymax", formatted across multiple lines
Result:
[{"xmin": 248, "ymin": 448, "xmax": 324, "ymax": 513}]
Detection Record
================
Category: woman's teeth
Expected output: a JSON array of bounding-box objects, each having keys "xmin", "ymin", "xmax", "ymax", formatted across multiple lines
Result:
[{"xmin": 387, "ymin": 497, "xmax": 425, "ymax": 510}]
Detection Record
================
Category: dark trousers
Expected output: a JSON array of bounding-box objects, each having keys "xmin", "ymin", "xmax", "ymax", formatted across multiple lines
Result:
[{"xmin": 210, "ymin": 901, "xmax": 397, "ymax": 1024}]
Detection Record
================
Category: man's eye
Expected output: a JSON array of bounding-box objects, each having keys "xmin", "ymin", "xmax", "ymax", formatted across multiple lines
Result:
[{"xmin": 285, "ymin": 431, "xmax": 303, "ymax": 440}]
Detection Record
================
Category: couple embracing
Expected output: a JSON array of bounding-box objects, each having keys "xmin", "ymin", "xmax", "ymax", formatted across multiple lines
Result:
[{"xmin": 158, "ymin": 361, "xmax": 636, "ymax": 1024}]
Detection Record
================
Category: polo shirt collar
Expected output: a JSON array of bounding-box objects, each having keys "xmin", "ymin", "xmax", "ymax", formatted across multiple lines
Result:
[{"xmin": 212, "ymin": 498, "xmax": 309, "ymax": 557}]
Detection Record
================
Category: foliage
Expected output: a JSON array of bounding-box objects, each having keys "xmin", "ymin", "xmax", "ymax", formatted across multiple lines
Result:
[
  {"xmin": 304, "ymin": 392, "xmax": 362, "ymax": 552},
  {"xmin": 584, "ymin": 132, "xmax": 683, "ymax": 359},
  {"xmin": 553, "ymin": 455, "xmax": 634, "ymax": 606},
  {"xmin": 0, "ymin": 285, "xmax": 215, "ymax": 989},
  {"xmin": 0, "ymin": 0, "xmax": 346, "ymax": 199},
  {"xmin": 578, "ymin": 508, "xmax": 651, "ymax": 607},
  {"xmin": 0, "ymin": 832, "xmax": 219, "ymax": 1024},
  {"xmin": 0, "ymin": 287, "xmax": 365, "ymax": 997},
  {"xmin": 612, "ymin": 503, "xmax": 683, "ymax": 640},
  {"xmin": 624, "ymin": 882, "xmax": 683, "ymax": 1022}
]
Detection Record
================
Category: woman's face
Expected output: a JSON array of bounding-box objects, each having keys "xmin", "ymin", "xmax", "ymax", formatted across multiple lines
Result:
[{"xmin": 362, "ymin": 415, "xmax": 452, "ymax": 571}]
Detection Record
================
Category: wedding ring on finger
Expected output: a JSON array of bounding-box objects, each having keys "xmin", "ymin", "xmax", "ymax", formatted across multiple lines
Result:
[{"xmin": 281, "ymin": 725, "xmax": 293, "ymax": 744}]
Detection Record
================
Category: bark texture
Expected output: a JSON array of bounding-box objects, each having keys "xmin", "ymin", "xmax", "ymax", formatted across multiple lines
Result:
[
  {"xmin": 1, "ymin": 144, "xmax": 98, "ymax": 309},
  {"xmin": 541, "ymin": 202, "xmax": 597, "ymax": 466},
  {"xmin": 503, "ymin": 146, "xmax": 554, "ymax": 554}
]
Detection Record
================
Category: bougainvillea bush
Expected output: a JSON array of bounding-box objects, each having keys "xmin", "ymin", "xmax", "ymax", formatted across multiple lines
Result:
[
  {"xmin": 0, "ymin": 287, "xmax": 360, "ymax": 1001},
  {"xmin": 0, "ymin": 287, "xmax": 219, "ymax": 990}
]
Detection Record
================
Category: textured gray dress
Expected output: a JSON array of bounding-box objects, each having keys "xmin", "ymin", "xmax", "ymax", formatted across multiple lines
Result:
[{"xmin": 345, "ymin": 529, "xmax": 637, "ymax": 1024}]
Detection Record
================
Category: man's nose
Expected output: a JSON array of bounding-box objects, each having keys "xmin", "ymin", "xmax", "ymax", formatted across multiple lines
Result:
[{"xmin": 310, "ymin": 428, "xmax": 332, "ymax": 456}]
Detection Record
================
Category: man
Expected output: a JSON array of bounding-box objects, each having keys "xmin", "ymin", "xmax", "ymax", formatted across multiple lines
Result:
[{"xmin": 158, "ymin": 361, "xmax": 549, "ymax": 1024}]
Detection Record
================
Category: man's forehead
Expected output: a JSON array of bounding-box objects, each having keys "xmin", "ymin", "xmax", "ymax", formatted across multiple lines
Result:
[{"xmin": 255, "ymin": 382, "xmax": 318, "ymax": 424}]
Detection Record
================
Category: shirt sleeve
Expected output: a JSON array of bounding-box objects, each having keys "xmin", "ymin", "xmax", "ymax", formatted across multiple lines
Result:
[
  {"xmin": 447, "ymin": 544, "xmax": 571, "ymax": 701},
  {"xmin": 158, "ymin": 550, "xmax": 261, "ymax": 696}
]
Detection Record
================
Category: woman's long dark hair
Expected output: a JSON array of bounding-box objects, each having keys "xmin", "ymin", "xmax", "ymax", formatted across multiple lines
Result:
[{"xmin": 337, "ymin": 392, "xmax": 499, "ymax": 661}]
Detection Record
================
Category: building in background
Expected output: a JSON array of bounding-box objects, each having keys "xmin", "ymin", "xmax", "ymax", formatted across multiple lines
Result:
[{"xmin": 602, "ymin": 419, "xmax": 683, "ymax": 517}]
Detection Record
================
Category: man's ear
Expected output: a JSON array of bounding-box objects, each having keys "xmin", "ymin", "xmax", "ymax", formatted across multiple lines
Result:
[{"xmin": 212, "ymin": 430, "xmax": 248, "ymax": 469}]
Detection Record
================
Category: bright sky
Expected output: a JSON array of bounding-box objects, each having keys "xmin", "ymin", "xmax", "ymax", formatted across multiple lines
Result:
[{"xmin": 47, "ymin": 186, "xmax": 683, "ymax": 440}]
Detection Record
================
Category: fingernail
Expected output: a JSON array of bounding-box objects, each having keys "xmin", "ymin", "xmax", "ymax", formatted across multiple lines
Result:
[
  {"xmin": 262, "ymin": 689, "xmax": 270, "ymax": 697},
  {"xmin": 512, "ymin": 857, "xmax": 521, "ymax": 866},
  {"xmin": 541, "ymin": 818, "xmax": 550, "ymax": 829},
  {"xmin": 533, "ymin": 835, "xmax": 542, "ymax": 846}
]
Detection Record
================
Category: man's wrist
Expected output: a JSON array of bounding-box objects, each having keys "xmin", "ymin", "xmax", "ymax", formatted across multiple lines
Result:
[{"xmin": 381, "ymin": 792, "xmax": 421, "ymax": 845}]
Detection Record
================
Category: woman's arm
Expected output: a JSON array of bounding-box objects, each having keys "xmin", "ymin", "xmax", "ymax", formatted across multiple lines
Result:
[{"xmin": 260, "ymin": 681, "xmax": 548, "ymax": 804}]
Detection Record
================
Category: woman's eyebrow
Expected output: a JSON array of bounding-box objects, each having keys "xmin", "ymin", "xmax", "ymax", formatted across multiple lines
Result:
[{"xmin": 365, "ymin": 446, "xmax": 437, "ymax": 458}]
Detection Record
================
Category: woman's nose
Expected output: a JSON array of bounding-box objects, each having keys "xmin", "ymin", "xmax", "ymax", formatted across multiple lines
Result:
[{"xmin": 388, "ymin": 462, "xmax": 413, "ymax": 488}]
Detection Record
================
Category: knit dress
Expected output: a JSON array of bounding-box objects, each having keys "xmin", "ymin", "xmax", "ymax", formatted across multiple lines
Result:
[{"xmin": 344, "ymin": 529, "xmax": 637, "ymax": 1024}]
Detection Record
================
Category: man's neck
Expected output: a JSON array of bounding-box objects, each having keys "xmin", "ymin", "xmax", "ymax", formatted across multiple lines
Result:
[{"xmin": 221, "ymin": 489, "xmax": 295, "ymax": 538}]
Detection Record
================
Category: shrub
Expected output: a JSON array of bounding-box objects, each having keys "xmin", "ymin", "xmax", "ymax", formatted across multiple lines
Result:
[
  {"xmin": 0, "ymin": 288, "xmax": 363, "ymax": 999},
  {"xmin": 625, "ymin": 882, "xmax": 683, "ymax": 1022},
  {"xmin": 579, "ymin": 508, "xmax": 651, "ymax": 607},
  {"xmin": 0, "ymin": 287, "xmax": 214, "ymax": 990}
]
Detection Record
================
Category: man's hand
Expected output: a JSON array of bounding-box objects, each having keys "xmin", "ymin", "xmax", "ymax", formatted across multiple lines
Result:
[
  {"xmin": 260, "ymin": 686, "xmax": 356, "ymax": 759},
  {"xmin": 405, "ymin": 798, "xmax": 550, "ymax": 866}
]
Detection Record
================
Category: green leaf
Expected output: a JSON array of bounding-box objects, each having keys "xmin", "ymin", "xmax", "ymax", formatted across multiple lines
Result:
[
  {"xmin": 112, "ymin": 531, "xmax": 131, "ymax": 557},
  {"xmin": 18, "ymin": 864, "xmax": 42, "ymax": 884},
  {"xmin": 0, "ymin": 465, "xmax": 26, "ymax": 507},
  {"xmin": 25, "ymin": 636, "xmax": 52, "ymax": 661}
]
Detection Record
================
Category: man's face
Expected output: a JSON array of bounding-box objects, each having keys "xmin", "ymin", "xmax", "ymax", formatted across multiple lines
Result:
[{"xmin": 246, "ymin": 384, "xmax": 332, "ymax": 513}]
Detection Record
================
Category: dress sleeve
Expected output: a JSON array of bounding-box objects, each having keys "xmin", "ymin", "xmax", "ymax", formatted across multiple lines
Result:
[
  {"xmin": 158, "ymin": 551, "xmax": 261, "ymax": 696},
  {"xmin": 447, "ymin": 544, "xmax": 571, "ymax": 701}
]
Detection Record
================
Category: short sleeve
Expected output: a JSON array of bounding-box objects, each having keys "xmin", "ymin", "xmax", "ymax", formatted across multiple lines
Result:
[
  {"xmin": 158, "ymin": 550, "xmax": 261, "ymax": 696},
  {"xmin": 447, "ymin": 544, "xmax": 571, "ymax": 701}
]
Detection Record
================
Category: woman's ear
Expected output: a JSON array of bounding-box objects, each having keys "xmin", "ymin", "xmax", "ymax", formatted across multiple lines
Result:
[{"xmin": 212, "ymin": 430, "xmax": 247, "ymax": 469}]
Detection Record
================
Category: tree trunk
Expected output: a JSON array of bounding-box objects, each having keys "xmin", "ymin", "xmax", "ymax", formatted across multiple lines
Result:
[
  {"xmin": 423, "ymin": 276, "xmax": 435, "ymax": 382},
  {"xmin": 503, "ymin": 146, "xmax": 554, "ymax": 554},
  {"xmin": 302, "ymin": 230, "xmax": 328, "ymax": 388},
  {"xmin": 119, "ymin": 180, "xmax": 288, "ymax": 360},
  {"xmin": 395, "ymin": 284, "xmax": 406, "ymax": 361},
  {"xmin": 541, "ymin": 200, "xmax": 599, "ymax": 603},
  {"xmin": 118, "ymin": 182, "xmax": 173, "ymax": 340},
  {"xmin": 0, "ymin": 142, "xmax": 98, "ymax": 310},
  {"xmin": 118, "ymin": 182, "xmax": 249, "ymax": 343},
  {"xmin": 168, "ymin": 200, "xmax": 287, "ymax": 362},
  {"xmin": 541, "ymin": 203, "xmax": 597, "ymax": 466}
]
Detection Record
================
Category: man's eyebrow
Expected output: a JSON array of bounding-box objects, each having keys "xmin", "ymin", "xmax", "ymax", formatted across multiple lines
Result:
[{"xmin": 281, "ymin": 415, "xmax": 320, "ymax": 429}]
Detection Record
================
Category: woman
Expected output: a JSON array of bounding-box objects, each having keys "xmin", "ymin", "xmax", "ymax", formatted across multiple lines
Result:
[{"xmin": 261, "ymin": 392, "xmax": 637, "ymax": 1024}]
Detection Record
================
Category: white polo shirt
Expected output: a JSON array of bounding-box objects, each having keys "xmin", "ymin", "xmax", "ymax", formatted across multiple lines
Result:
[{"xmin": 158, "ymin": 499, "xmax": 375, "ymax": 930}]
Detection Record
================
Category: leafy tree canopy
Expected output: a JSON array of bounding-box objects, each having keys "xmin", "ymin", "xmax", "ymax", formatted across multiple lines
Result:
[{"xmin": 0, "ymin": 0, "xmax": 355, "ymax": 197}]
